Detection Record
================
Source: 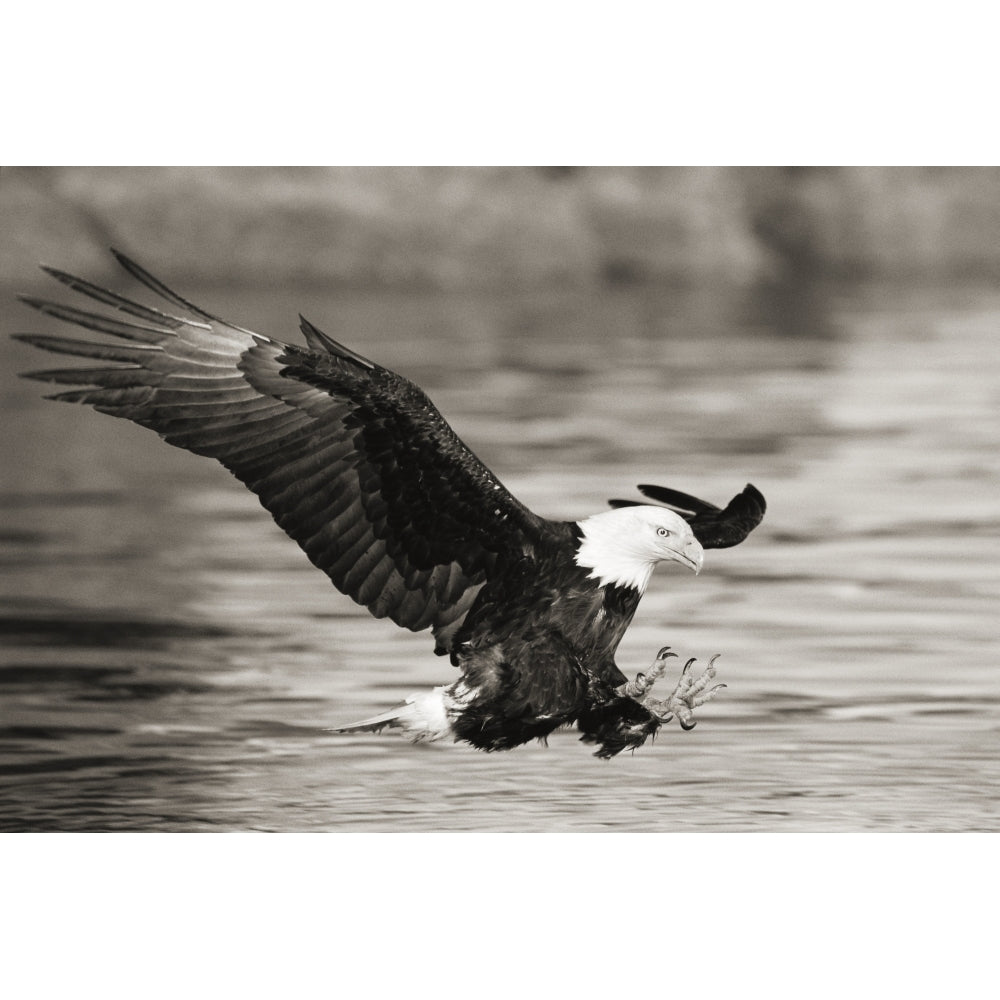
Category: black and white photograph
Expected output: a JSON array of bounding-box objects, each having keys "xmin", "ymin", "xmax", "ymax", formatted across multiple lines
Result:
[{"xmin": 4, "ymin": 165, "xmax": 998, "ymax": 836}]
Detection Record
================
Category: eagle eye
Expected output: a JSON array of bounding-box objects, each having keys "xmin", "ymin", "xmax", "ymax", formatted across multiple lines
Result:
[{"xmin": 656, "ymin": 526, "xmax": 671, "ymax": 538}]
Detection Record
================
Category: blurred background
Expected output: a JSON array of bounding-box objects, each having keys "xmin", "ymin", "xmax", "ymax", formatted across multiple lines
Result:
[
  {"xmin": 1, "ymin": 165, "xmax": 999, "ymax": 831},
  {"xmin": 5, "ymin": 166, "xmax": 1000, "ymax": 289}
]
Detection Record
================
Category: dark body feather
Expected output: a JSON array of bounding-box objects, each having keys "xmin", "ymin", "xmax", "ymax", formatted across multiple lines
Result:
[
  {"xmin": 450, "ymin": 545, "xmax": 647, "ymax": 754},
  {"xmin": 17, "ymin": 252, "xmax": 762, "ymax": 757}
]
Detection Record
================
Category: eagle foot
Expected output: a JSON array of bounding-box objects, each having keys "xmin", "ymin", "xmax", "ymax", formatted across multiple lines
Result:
[
  {"xmin": 645, "ymin": 654, "xmax": 726, "ymax": 729},
  {"xmin": 614, "ymin": 646, "xmax": 677, "ymax": 700}
]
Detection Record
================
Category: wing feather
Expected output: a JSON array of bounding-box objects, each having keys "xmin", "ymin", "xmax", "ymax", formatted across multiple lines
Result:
[
  {"xmin": 39, "ymin": 264, "xmax": 196, "ymax": 328},
  {"xmin": 15, "ymin": 333, "xmax": 163, "ymax": 364},
  {"xmin": 17, "ymin": 252, "xmax": 555, "ymax": 652},
  {"xmin": 608, "ymin": 482, "xmax": 766, "ymax": 549}
]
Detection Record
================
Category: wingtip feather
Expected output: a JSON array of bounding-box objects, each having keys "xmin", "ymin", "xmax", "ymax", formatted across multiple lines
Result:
[{"xmin": 742, "ymin": 482, "xmax": 767, "ymax": 513}]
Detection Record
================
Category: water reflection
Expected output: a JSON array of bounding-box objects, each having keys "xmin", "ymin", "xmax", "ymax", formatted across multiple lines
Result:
[{"xmin": 1, "ymin": 276, "xmax": 998, "ymax": 831}]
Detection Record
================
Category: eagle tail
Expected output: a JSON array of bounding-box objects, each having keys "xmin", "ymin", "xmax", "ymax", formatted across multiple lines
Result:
[{"xmin": 330, "ymin": 687, "xmax": 453, "ymax": 743}]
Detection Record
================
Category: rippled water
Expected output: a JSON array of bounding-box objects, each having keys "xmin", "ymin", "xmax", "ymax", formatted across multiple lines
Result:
[{"xmin": 2, "ymin": 277, "xmax": 998, "ymax": 831}]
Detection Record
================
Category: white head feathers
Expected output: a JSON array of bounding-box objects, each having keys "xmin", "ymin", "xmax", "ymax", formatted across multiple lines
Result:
[{"xmin": 574, "ymin": 505, "xmax": 704, "ymax": 592}]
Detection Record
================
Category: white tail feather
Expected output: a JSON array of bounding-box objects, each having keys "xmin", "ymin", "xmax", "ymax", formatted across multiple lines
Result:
[{"xmin": 330, "ymin": 686, "xmax": 454, "ymax": 743}]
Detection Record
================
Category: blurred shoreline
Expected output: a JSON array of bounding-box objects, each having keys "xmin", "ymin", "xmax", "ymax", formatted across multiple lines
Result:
[{"xmin": 4, "ymin": 166, "xmax": 1000, "ymax": 291}]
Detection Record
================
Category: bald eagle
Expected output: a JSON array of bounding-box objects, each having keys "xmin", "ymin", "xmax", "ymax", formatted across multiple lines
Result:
[{"xmin": 16, "ymin": 251, "xmax": 765, "ymax": 758}]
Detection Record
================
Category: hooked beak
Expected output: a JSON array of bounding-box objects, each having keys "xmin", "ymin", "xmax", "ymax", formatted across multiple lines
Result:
[{"xmin": 673, "ymin": 537, "xmax": 704, "ymax": 575}]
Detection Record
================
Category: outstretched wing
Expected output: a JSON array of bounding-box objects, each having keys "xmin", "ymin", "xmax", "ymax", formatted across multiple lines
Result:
[
  {"xmin": 609, "ymin": 483, "xmax": 766, "ymax": 549},
  {"xmin": 16, "ymin": 251, "xmax": 554, "ymax": 654}
]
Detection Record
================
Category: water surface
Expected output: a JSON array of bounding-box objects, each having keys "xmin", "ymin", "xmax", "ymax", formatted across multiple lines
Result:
[{"xmin": 2, "ymin": 278, "xmax": 998, "ymax": 830}]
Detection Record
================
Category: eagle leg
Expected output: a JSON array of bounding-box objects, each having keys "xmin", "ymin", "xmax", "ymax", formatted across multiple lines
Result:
[
  {"xmin": 645, "ymin": 655, "xmax": 726, "ymax": 730},
  {"xmin": 614, "ymin": 646, "xmax": 677, "ymax": 699}
]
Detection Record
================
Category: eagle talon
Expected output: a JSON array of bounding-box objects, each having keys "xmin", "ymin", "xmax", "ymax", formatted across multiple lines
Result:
[
  {"xmin": 615, "ymin": 647, "xmax": 677, "ymax": 699},
  {"xmin": 645, "ymin": 654, "xmax": 726, "ymax": 729}
]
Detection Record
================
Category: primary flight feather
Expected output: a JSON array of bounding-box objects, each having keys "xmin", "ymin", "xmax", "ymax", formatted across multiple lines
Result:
[{"xmin": 16, "ymin": 251, "xmax": 765, "ymax": 758}]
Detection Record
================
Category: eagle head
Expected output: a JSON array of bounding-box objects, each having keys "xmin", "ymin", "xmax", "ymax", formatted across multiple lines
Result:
[{"xmin": 574, "ymin": 505, "xmax": 704, "ymax": 592}]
